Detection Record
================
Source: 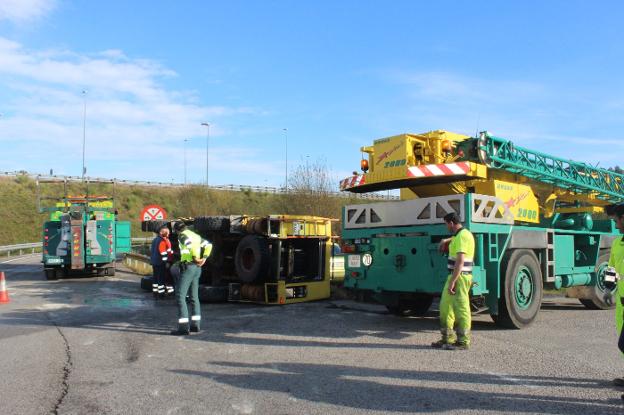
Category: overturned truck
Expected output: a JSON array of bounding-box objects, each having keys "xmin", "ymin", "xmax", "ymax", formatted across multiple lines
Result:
[{"xmin": 143, "ymin": 215, "xmax": 336, "ymax": 304}]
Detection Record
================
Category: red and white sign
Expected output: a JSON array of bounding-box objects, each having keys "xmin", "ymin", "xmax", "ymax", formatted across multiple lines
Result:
[{"xmin": 140, "ymin": 205, "xmax": 167, "ymax": 221}]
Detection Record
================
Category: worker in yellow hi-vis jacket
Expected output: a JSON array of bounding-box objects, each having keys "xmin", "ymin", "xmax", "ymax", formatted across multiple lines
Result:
[
  {"xmin": 432, "ymin": 212, "xmax": 475, "ymax": 350},
  {"xmin": 606, "ymin": 204, "xmax": 624, "ymax": 390},
  {"xmin": 170, "ymin": 222, "xmax": 212, "ymax": 336}
]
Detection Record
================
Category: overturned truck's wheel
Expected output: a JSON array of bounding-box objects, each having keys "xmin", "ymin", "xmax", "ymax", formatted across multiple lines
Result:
[
  {"xmin": 141, "ymin": 220, "xmax": 169, "ymax": 233},
  {"xmin": 234, "ymin": 235, "xmax": 270, "ymax": 283},
  {"xmin": 577, "ymin": 253, "xmax": 615, "ymax": 310},
  {"xmin": 140, "ymin": 276, "xmax": 154, "ymax": 292},
  {"xmin": 206, "ymin": 234, "xmax": 225, "ymax": 285},
  {"xmin": 199, "ymin": 285, "xmax": 229, "ymax": 303},
  {"xmin": 193, "ymin": 216, "xmax": 231, "ymax": 233},
  {"xmin": 386, "ymin": 295, "xmax": 434, "ymax": 317},
  {"xmin": 493, "ymin": 249, "xmax": 543, "ymax": 329}
]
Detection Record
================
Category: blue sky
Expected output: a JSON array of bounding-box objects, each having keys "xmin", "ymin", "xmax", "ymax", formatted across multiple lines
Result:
[{"xmin": 0, "ymin": 1, "xmax": 623, "ymax": 186}]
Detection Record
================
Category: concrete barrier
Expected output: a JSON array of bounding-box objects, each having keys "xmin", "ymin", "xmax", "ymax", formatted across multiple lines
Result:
[{"xmin": 123, "ymin": 253, "xmax": 152, "ymax": 276}]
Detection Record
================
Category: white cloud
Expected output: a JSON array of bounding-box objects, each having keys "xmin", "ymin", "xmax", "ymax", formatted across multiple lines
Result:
[
  {"xmin": 0, "ymin": 0, "xmax": 56, "ymax": 23},
  {"xmin": 0, "ymin": 36, "xmax": 270, "ymax": 183},
  {"xmin": 381, "ymin": 69, "xmax": 624, "ymax": 166},
  {"xmin": 394, "ymin": 71, "xmax": 547, "ymax": 106}
]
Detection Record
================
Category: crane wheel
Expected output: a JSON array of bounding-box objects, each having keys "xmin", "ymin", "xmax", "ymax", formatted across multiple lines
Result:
[
  {"xmin": 577, "ymin": 253, "xmax": 615, "ymax": 310},
  {"xmin": 493, "ymin": 249, "xmax": 543, "ymax": 329}
]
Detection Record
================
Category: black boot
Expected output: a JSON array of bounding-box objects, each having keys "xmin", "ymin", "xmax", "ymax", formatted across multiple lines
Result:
[
  {"xmin": 190, "ymin": 316, "xmax": 201, "ymax": 333},
  {"xmin": 614, "ymin": 378, "xmax": 624, "ymax": 387},
  {"xmin": 170, "ymin": 324, "xmax": 190, "ymax": 335}
]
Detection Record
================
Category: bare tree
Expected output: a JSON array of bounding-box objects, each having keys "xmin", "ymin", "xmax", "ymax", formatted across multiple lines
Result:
[{"xmin": 284, "ymin": 158, "xmax": 342, "ymax": 219}]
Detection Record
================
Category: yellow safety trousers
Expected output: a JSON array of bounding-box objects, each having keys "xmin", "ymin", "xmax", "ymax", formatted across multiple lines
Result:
[
  {"xmin": 616, "ymin": 292, "xmax": 624, "ymax": 359},
  {"xmin": 617, "ymin": 295, "xmax": 623, "ymax": 336},
  {"xmin": 439, "ymin": 273, "xmax": 472, "ymax": 345}
]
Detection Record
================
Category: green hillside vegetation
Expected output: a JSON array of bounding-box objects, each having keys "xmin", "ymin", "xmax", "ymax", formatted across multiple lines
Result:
[{"xmin": 0, "ymin": 164, "xmax": 367, "ymax": 246}]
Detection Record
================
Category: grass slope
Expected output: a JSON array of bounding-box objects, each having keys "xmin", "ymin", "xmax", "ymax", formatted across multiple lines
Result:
[{"xmin": 0, "ymin": 175, "xmax": 360, "ymax": 246}]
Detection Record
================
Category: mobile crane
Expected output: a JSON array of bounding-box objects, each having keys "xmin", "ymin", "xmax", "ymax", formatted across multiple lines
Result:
[{"xmin": 340, "ymin": 130, "xmax": 623, "ymax": 328}]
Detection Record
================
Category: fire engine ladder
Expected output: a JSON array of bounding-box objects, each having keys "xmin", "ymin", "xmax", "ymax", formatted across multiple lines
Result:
[{"xmin": 476, "ymin": 131, "xmax": 624, "ymax": 203}]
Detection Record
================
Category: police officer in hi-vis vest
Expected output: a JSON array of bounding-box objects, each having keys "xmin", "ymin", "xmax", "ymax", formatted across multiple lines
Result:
[
  {"xmin": 432, "ymin": 212, "xmax": 475, "ymax": 350},
  {"xmin": 170, "ymin": 222, "xmax": 212, "ymax": 335}
]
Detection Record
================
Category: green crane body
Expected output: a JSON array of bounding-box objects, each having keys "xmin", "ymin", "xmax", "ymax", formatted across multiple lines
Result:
[{"xmin": 340, "ymin": 131, "xmax": 622, "ymax": 328}]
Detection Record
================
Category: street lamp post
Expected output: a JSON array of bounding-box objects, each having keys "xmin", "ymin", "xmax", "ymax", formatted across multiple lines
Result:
[
  {"xmin": 184, "ymin": 138, "xmax": 189, "ymax": 185},
  {"xmin": 201, "ymin": 122, "xmax": 210, "ymax": 187},
  {"xmin": 81, "ymin": 90, "xmax": 87, "ymax": 180},
  {"xmin": 283, "ymin": 128, "xmax": 288, "ymax": 192}
]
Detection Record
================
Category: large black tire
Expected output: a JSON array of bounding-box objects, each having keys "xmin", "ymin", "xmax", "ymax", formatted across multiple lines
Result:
[
  {"xmin": 141, "ymin": 220, "xmax": 169, "ymax": 233},
  {"xmin": 206, "ymin": 234, "xmax": 225, "ymax": 285},
  {"xmin": 44, "ymin": 268, "xmax": 58, "ymax": 281},
  {"xmin": 493, "ymin": 249, "xmax": 543, "ymax": 329},
  {"xmin": 96, "ymin": 266, "xmax": 115, "ymax": 277},
  {"xmin": 578, "ymin": 253, "xmax": 615, "ymax": 310},
  {"xmin": 386, "ymin": 295, "xmax": 434, "ymax": 317},
  {"xmin": 194, "ymin": 216, "xmax": 230, "ymax": 233},
  {"xmin": 234, "ymin": 235, "xmax": 270, "ymax": 283},
  {"xmin": 198, "ymin": 285, "xmax": 228, "ymax": 302},
  {"xmin": 140, "ymin": 276, "xmax": 154, "ymax": 292}
]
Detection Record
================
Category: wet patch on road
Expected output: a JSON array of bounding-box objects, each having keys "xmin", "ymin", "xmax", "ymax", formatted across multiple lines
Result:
[{"xmin": 83, "ymin": 296, "xmax": 151, "ymax": 309}]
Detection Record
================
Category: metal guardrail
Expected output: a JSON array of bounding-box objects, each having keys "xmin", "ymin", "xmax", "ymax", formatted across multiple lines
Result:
[
  {"xmin": 0, "ymin": 243, "xmax": 42, "ymax": 256},
  {"xmin": 0, "ymin": 238, "xmax": 154, "ymax": 257},
  {"xmin": 2, "ymin": 171, "xmax": 399, "ymax": 200}
]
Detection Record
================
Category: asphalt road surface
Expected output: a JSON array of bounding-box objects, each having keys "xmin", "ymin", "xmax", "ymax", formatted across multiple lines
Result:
[{"xmin": 1, "ymin": 255, "xmax": 623, "ymax": 415}]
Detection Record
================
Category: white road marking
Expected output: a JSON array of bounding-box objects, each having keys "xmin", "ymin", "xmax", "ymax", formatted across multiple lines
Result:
[{"xmin": 1, "ymin": 254, "xmax": 39, "ymax": 264}]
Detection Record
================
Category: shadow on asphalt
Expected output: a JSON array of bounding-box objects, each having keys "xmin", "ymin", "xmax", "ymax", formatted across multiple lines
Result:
[
  {"xmin": 0, "ymin": 263, "xmax": 599, "ymax": 347},
  {"xmin": 2, "ymin": 262, "xmax": 621, "ymax": 413},
  {"xmin": 0, "ymin": 263, "xmax": 499, "ymax": 346},
  {"xmin": 170, "ymin": 361, "xmax": 621, "ymax": 414}
]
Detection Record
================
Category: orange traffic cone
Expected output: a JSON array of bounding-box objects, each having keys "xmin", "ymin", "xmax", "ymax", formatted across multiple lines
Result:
[{"xmin": 0, "ymin": 272, "xmax": 10, "ymax": 304}]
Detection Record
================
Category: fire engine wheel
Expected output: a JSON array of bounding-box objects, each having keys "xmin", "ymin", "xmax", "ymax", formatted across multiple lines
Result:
[
  {"xmin": 493, "ymin": 249, "xmax": 543, "ymax": 329},
  {"xmin": 578, "ymin": 253, "xmax": 615, "ymax": 310},
  {"xmin": 234, "ymin": 235, "xmax": 270, "ymax": 283},
  {"xmin": 386, "ymin": 296, "xmax": 434, "ymax": 317},
  {"xmin": 44, "ymin": 268, "xmax": 58, "ymax": 281}
]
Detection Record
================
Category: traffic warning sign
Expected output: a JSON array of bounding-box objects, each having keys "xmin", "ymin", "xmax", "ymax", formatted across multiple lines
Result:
[{"xmin": 140, "ymin": 205, "xmax": 167, "ymax": 221}]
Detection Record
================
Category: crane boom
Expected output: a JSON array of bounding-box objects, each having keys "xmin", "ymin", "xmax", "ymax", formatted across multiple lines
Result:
[{"xmin": 475, "ymin": 132, "xmax": 624, "ymax": 203}]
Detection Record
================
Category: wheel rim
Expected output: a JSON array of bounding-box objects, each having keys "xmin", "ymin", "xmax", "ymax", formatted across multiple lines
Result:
[
  {"xmin": 514, "ymin": 265, "xmax": 534, "ymax": 310},
  {"xmin": 596, "ymin": 261, "xmax": 615, "ymax": 293},
  {"xmin": 241, "ymin": 247, "xmax": 255, "ymax": 271}
]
